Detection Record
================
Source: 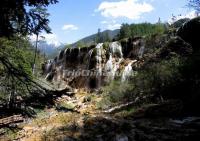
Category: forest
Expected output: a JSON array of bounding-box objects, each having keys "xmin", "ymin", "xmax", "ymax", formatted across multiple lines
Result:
[{"xmin": 0, "ymin": 0, "xmax": 200, "ymax": 141}]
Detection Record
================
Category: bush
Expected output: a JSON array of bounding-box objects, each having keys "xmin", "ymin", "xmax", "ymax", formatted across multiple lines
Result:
[{"xmin": 97, "ymin": 80, "xmax": 134, "ymax": 109}]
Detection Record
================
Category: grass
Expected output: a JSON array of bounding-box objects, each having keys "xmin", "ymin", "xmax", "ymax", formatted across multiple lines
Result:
[
  {"xmin": 96, "ymin": 80, "xmax": 134, "ymax": 110},
  {"xmin": 114, "ymin": 107, "xmax": 135, "ymax": 118}
]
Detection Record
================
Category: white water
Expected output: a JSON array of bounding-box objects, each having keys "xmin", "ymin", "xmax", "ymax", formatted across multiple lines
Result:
[
  {"xmin": 96, "ymin": 43, "xmax": 103, "ymax": 75},
  {"xmin": 138, "ymin": 46, "xmax": 145, "ymax": 58},
  {"xmin": 105, "ymin": 54, "xmax": 123, "ymax": 80},
  {"xmin": 109, "ymin": 41, "xmax": 123, "ymax": 58},
  {"xmin": 121, "ymin": 60, "xmax": 137, "ymax": 82},
  {"xmin": 45, "ymin": 60, "xmax": 52, "ymax": 73},
  {"xmin": 105, "ymin": 53, "xmax": 113, "ymax": 72},
  {"xmin": 64, "ymin": 48, "xmax": 68, "ymax": 54},
  {"xmin": 96, "ymin": 43, "xmax": 104, "ymax": 88},
  {"xmin": 87, "ymin": 49, "xmax": 94, "ymax": 70},
  {"xmin": 112, "ymin": 58, "xmax": 123, "ymax": 80},
  {"xmin": 77, "ymin": 47, "xmax": 81, "ymax": 64},
  {"xmin": 104, "ymin": 42, "xmax": 124, "ymax": 80}
]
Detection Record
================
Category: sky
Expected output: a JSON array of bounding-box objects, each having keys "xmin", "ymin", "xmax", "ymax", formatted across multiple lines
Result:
[{"xmin": 38, "ymin": 0, "xmax": 196, "ymax": 46}]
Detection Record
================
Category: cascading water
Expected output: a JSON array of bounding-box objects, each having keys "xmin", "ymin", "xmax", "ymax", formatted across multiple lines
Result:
[
  {"xmin": 77, "ymin": 47, "xmax": 81, "ymax": 64},
  {"xmin": 105, "ymin": 42, "xmax": 123, "ymax": 80},
  {"xmin": 95, "ymin": 43, "xmax": 103, "ymax": 75},
  {"xmin": 87, "ymin": 49, "xmax": 94, "ymax": 70},
  {"xmin": 105, "ymin": 53, "xmax": 113, "ymax": 80},
  {"xmin": 63, "ymin": 48, "xmax": 68, "ymax": 66},
  {"xmin": 109, "ymin": 41, "xmax": 123, "ymax": 58},
  {"xmin": 43, "ymin": 40, "xmax": 141, "ymax": 88},
  {"xmin": 121, "ymin": 60, "xmax": 137, "ymax": 82},
  {"xmin": 95, "ymin": 43, "xmax": 104, "ymax": 88},
  {"xmin": 112, "ymin": 58, "xmax": 123, "ymax": 80},
  {"xmin": 138, "ymin": 46, "xmax": 145, "ymax": 58},
  {"xmin": 45, "ymin": 60, "xmax": 52, "ymax": 73},
  {"xmin": 105, "ymin": 53, "xmax": 113, "ymax": 72}
]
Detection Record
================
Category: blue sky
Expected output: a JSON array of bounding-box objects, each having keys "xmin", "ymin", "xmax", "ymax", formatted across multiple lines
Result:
[{"xmin": 41, "ymin": 0, "xmax": 195, "ymax": 45}]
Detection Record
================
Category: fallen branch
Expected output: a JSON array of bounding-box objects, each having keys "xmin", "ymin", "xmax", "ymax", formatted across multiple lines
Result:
[
  {"xmin": 104, "ymin": 95, "xmax": 154, "ymax": 114},
  {"xmin": 0, "ymin": 115, "xmax": 24, "ymax": 127}
]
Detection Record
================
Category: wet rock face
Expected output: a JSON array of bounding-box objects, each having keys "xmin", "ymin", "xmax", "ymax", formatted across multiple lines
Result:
[
  {"xmin": 121, "ymin": 37, "xmax": 145, "ymax": 59},
  {"xmin": 43, "ymin": 40, "xmax": 144, "ymax": 89},
  {"xmin": 177, "ymin": 17, "xmax": 200, "ymax": 50},
  {"xmin": 172, "ymin": 18, "xmax": 190, "ymax": 28}
]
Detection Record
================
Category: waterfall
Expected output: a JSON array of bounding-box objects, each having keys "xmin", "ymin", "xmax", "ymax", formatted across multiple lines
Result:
[
  {"xmin": 121, "ymin": 60, "xmax": 137, "ymax": 82},
  {"xmin": 109, "ymin": 41, "xmax": 123, "ymax": 58},
  {"xmin": 87, "ymin": 49, "xmax": 94, "ymax": 70},
  {"xmin": 105, "ymin": 54, "xmax": 123, "ymax": 80},
  {"xmin": 105, "ymin": 53, "xmax": 113, "ymax": 71},
  {"xmin": 138, "ymin": 46, "xmax": 145, "ymax": 58},
  {"xmin": 104, "ymin": 41, "xmax": 124, "ymax": 80},
  {"xmin": 64, "ymin": 48, "xmax": 68, "ymax": 59},
  {"xmin": 96, "ymin": 43, "xmax": 103, "ymax": 75},
  {"xmin": 112, "ymin": 58, "xmax": 123, "ymax": 80},
  {"xmin": 63, "ymin": 48, "xmax": 68, "ymax": 66},
  {"xmin": 58, "ymin": 50, "xmax": 64, "ymax": 60},
  {"xmin": 77, "ymin": 47, "xmax": 81, "ymax": 64},
  {"xmin": 45, "ymin": 60, "xmax": 52, "ymax": 73},
  {"xmin": 95, "ymin": 43, "xmax": 103, "ymax": 88}
]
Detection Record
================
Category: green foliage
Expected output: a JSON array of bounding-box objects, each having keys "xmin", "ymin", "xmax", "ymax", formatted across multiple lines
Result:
[
  {"xmin": 103, "ymin": 42, "xmax": 110, "ymax": 50},
  {"xmin": 77, "ymin": 41, "xmax": 86, "ymax": 48},
  {"xmin": 97, "ymin": 80, "xmax": 133, "ymax": 109},
  {"xmin": 65, "ymin": 44, "xmax": 72, "ymax": 49},
  {"xmin": 96, "ymin": 29, "xmax": 112, "ymax": 43},
  {"xmin": 0, "ymin": 37, "xmax": 33, "ymax": 75},
  {"xmin": 118, "ymin": 23, "xmax": 166, "ymax": 39},
  {"xmin": 0, "ymin": 0, "xmax": 58, "ymax": 37},
  {"xmin": 132, "ymin": 56, "xmax": 183, "ymax": 97},
  {"xmin": 118, "ymin": 23, "xmax": 131, "ymax": 39},
  {"xmin": 0, "ymin": 37, "xmax": 44, "ymax": 108},
  {"xmin": 114, "ymin": 107, "xmax": 135, "ymax": 118}
]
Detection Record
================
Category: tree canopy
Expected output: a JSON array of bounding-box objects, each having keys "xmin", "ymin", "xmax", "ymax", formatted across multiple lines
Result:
[
  {"xmin": 118, "ymin": 23, "xmax": 166, "ymax": 40},
  {"xmin": 188, "ymin": 0, "xmax": 200, "ymax": 12},
  {"xmin": 0, "ymin": 0, "xmax": 58, "ymax": 37}
]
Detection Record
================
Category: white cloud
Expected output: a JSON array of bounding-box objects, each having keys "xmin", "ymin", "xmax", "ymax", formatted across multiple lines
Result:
[
  {"xmin": 101, "ymin": 21, "xmax": 108, "ymax": 24},
  {"xmin": 96, "ymin": 0, "xmax": 154, "ymax": 20},
  {"xmin": 62, "ymin": 24, "xmax": 78, "ymax": 31},
  {"xmin": 168, "ymin": 11, "xmax": 198, "ymax": 24},
  {"xmin": 30, "ymin": 33, "xmax": 61, "ymax": 47},
  {"xmin": 107, "ymin": 23, "xmax": 121, "ymax": 30}
]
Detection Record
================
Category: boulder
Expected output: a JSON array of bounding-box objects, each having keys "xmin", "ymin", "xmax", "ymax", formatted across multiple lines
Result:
[
  {"xmin": 159, "ymin": 36, "xmax": 193, "ymax": 58},
  {"xmin": 172, "ymin": 18, "xmax": 190, "ymax": 28},
  {"xmin": 177, "ymin": 17, "xmax": 200, "ymax": 50}
]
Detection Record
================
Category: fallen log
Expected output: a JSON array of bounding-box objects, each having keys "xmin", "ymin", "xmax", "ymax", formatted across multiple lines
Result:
[
  {"xmin": 49, "ymin": 86, "xmax": 76, "ymax": 97},
  {"xmin": 0, "ymin": 115, "xmax": 24, "ymax": 127},
  {"xmin": 103, "ymin": 95, "xmax": 154, "ymax": 114},
  {"xmin": 104, "ymin": 102, "xmax": 135, "ymax": 114}
]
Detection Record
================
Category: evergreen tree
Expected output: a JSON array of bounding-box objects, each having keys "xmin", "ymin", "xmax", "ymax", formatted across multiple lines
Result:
[
  {"xmin": 96, "ymin": 28, "xmax": 102, "ymax": 43},
  {"xmin": 104, "ymin": 31, "xmax": 111, "ymax": 42},
  {"xmin": 188, "ymin": 0, "xmax": 200, "ymax": 12},
  {"xmin": 0, "ymin": 0, "xmax": 58, "ymax": 37},
  {"xmin": 119, "ymin": 23, "xmax": 131, "ymax": 39}
]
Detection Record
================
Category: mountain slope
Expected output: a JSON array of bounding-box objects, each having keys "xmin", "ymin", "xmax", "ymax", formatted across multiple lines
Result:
[{"xmin": 72, "ymin": 29, "xmax": 120, "ymax": 47}]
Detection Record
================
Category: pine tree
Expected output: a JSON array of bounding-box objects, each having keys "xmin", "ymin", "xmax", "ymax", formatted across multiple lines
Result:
[
  {"xmin": 0, "ymin": 0, "xmax": 58, "ymax": 37},
  {"xmin": 188, "ymin": 0, "xmax": 200, "ymax": 12}
]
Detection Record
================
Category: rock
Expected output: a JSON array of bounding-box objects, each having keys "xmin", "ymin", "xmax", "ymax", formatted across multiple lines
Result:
[
  {"xmin": 159, "ymin": 36, "xmax": 193, "ymax": 58},
  {"xmin": 115, "ymin": 134, "xmax": 129, "ymax": 141},
  {"xmin": 133, "ymin": 100, "xmax": 183, "ymax": 118},
  {"xmin": 177, "ymin": 16, "xmax": 200, "ymax": 50},
  {"xmin": 172, "ymin": 18, "xmax": 190, "ymax": 28}
]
